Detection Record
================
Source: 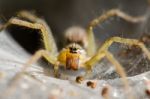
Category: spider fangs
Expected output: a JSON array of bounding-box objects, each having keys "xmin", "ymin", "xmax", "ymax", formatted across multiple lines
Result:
[{"xmin": 57, "ymin": 43, "xmax": 88, "ymax": 71}]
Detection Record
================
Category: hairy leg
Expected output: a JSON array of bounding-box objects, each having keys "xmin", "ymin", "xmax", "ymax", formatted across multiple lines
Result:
[
  {"xmin": 105, "ymin": 51, "xmax": 133, "ymax": 99},
  {"xmin": 86, "ymin": 9, "xmax": 146, "ymax": 56},
  {"xmin": 0, "ymin": 17, "xmax": 58, "ymax": 55},
  {"xmin": 17, "ymin": 11, "xmax": 58, "ymax": 53},
  {"xmin": 85, "ymin": 37, "xmax": 150, "ymax": 67},
  {"xmin": 17, "ymin": 10, "xmax": 42, "ymax": 22},
  {"xmin": 84, "ymin": 37, "xmax": 150, "ymax": 98}
]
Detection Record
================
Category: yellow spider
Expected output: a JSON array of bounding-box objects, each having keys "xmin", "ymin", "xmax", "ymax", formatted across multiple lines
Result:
[{"xmin": 0, "ymin": 9, "xmax": 150, "ymax": 93}]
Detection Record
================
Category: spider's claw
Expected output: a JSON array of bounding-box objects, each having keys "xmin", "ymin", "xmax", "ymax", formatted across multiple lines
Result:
[{"xmin": 53, "ymin": 68, "xmax": 60, "ymax": 78}]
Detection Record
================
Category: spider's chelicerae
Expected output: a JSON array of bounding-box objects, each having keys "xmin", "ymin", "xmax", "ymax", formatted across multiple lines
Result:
[{"xmin": 1, "ymin": 9, "xmax": 150, "ymax": 92}]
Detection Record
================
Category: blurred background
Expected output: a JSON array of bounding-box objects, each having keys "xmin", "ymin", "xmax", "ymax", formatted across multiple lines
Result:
[{"xmin": 0, "ymin": 0, "xmax": 150, "ymax": 54}]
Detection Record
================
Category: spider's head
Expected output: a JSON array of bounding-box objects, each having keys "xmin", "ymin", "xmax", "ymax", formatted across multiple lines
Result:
[{"xmin": 66, "ymin": 43, "xmax": 85, "ymax": 70}]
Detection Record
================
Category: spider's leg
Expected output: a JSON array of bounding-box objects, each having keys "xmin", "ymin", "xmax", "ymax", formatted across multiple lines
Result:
[
  {"xmin": 84, "ymin": 37, "xmax": 150, "ymax": 98},
  {"xmin": 85, "ymin": 37, "xmax": 150, "ymax": 76},
  {"xmin": 17, "ymin": 11, "xmax": 58, "ymax": 55},
  {"xmin": 22, "ymin": 49, "xmax": 59, "ymax": 77},
  {"xmin": 0, "ymin": 49, "xmax": 58, "ymax": 97},
  {"xmin": 85, "ymin": 37, "xmax": 150, "ymax": 67},
  {"xmin": 105, "ymin": 51, "xmax": 128, "ymax": 91},
  {"xmin": 84, "ymin": 50, "xmax": 130, "ymax": 97},
  {"xmin": 0, "ymin": 17, "xmax": 58, "ymax": 55},
  {"xmin": 17, "ymin": 10, "xmax": 42, "ymax": 22},
  {"xmin": 17, "ymin": 11, "xmax": 54, "ymax": 37},
  {"xmin": 105, "ymin": 51, "xmax": 133, "ymax": 99},
  {"xmin": 86, "ymin": 9, "xmax": 146, "ymax": 56}
]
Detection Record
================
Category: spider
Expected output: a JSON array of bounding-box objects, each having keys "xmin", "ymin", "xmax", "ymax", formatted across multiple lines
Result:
[{"xmin": 0, "ymin": 9, "xmax": 150, "ymax": 93}]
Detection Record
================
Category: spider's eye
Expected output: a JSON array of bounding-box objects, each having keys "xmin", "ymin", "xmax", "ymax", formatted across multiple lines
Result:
[
  {"xmin": 69, "ymin": 47, "xmax": 72, "ymax": 50},
  {"xmin": 69, "ymin": 47, "xmax": 78, "ymax": 53},
  {"xmin": 73, "ymin": 48, "xmax": 77, "ymax": 51}
]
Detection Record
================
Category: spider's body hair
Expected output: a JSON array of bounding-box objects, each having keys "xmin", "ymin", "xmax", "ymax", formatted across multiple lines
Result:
[{"xmin": 57, "ymin": 43, "xmax": 89, "ymax": 70}]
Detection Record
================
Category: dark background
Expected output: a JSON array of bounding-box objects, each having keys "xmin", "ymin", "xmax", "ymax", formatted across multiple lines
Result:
[{"xmin": 0, "ymin": 0, "xmax": 149, "ymax": 53}]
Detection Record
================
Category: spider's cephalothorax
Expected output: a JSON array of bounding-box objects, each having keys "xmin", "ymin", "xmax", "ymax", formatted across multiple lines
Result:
[{"xmin": 58, "ymin": 43, "xmax": 87, "ymax": 71}]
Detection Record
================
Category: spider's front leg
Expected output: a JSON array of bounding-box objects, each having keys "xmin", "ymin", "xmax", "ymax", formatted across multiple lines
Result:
[
  {"xmin": 21, "ymin": 49, "xmax": 58, "ymax": 74},
  {"xmin": 84, "ymin": 37, "xmax": 150, "ymax": 98},
  {"xmin": 0, "ymin": 15, "xmax": 58, "ymax": 55},
  {"xmin": 23, "ymin": 49, "xmax": 60, "ymax": 78},
  {"xmin": 14, "ymin": 49, "xmax": 59, "ymax": 81},
  {"xmin": 84, "ymin": 49, "xmax": 129, "ymax": 93},
  {"xmin": 0, "ymin": 13, "xmax": 62, "ymax": 91}
]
